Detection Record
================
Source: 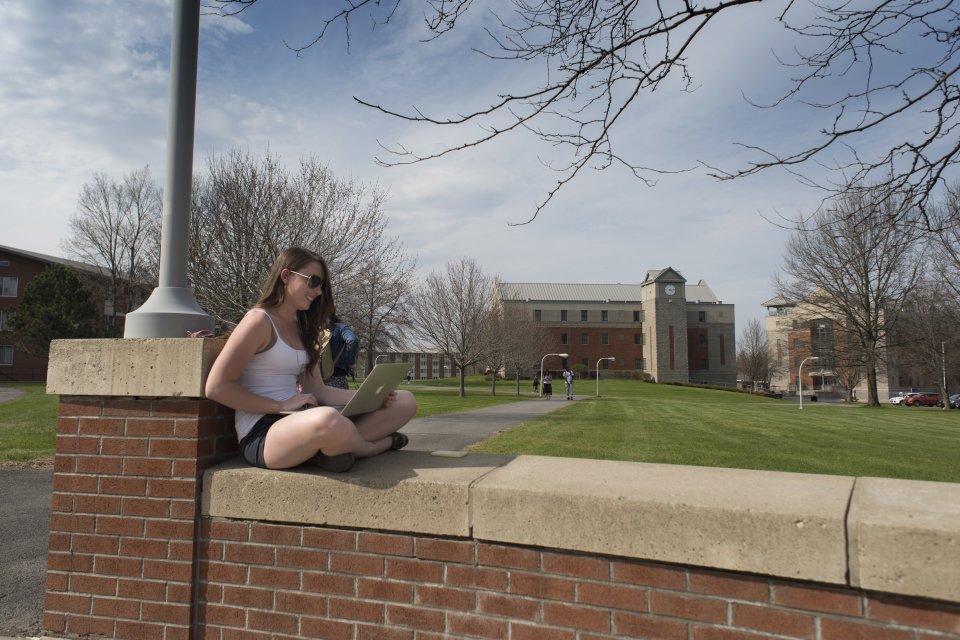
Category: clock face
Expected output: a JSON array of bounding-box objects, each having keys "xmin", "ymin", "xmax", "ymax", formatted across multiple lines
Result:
[{"xmin": 664, "ymin": 284, "xmax": 676, "ymax": 296}]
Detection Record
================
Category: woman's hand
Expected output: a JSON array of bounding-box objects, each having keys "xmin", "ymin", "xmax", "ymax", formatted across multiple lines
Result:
[
  {"xmin": 278, "ymin": 393, "xmax": 318, "ymax": 413},
  {"xmin": 381, "ymin": 391, "xmax": 398, "ymax": 409}
]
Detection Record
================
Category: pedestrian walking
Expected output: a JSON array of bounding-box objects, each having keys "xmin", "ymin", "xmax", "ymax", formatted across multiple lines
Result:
[{"xmin": 562, "ymin": 367, "xmax": 575, "ymax": 400}]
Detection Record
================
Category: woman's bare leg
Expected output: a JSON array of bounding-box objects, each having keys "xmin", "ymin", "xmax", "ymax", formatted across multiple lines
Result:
[
  {"xmin": 353, "ymin": 390, "xmax": 417, "ymax": 443},
  {"xmin": 262, "ymin": 408, "xmax": 391, "ymax": 469}
]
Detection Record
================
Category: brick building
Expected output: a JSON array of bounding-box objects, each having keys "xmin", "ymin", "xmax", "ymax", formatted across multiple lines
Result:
[{"xmin": 494, "ymin": 268, "xmax": 737, "ymax": 385}]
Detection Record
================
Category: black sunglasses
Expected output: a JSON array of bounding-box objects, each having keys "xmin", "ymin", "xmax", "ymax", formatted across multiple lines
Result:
[{"xmin": 288, "ymin": 269, "xmax": 326, "ymax": 289}]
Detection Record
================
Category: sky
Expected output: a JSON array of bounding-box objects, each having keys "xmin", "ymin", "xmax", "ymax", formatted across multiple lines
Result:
[{"xmin": 0, "ymin": 0, "xmax": 919, "ymax": 331}]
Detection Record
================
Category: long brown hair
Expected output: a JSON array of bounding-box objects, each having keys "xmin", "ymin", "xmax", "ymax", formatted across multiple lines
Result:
[{"xmin": 256, "ymin": 247, "xmax": 335, "ymax": 373}]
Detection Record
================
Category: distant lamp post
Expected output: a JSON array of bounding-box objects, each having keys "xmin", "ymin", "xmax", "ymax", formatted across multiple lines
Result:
[
  {"xmin": 799, "ymin": 356, "xmax": 819, "ymax": 410},
  {"xmin": 540, "ymin": 353, "xmax": 568, "ymax": 398},
  {"xmin": 596, "ymin": 357, "xmax": 616, "ymax": 397}
]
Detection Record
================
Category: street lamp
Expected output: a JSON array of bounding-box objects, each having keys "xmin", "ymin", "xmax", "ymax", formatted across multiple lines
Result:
[
  {"xmin": 798, "ymin": 356, "xmax": 819, "ymax": 410},
  {"xmin": 540, "ymin": 353, "xmax": 568, "ymax": 398},
  {"xmin": 596, "ymin": 357, "xmax": 616, "ymax": 397},
  {"xmin": 375, "ymin": 354, "xmax": 388, "ymax": 365}
]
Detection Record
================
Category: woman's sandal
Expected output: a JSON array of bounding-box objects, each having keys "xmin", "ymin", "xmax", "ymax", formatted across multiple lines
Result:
[
  {"xmin": 310, "ymin": 452, "xmax": 355, "ymax": 473},
  {"xmin": 389, "ymin": 432, "xmax": 409, "ymax": 451}
]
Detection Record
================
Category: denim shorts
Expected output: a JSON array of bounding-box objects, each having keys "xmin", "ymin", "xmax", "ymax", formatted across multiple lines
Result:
[{"xmin": 238, "ymin": 414, "xmax": 285, "ymax": 468}]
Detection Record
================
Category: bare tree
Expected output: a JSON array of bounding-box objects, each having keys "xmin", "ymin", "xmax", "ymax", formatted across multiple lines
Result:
[
  {"xmin": 189, "ymin": 148, "xmax": 404, "ymax": 330},
  {"xmin": 214, "ymin": 0, "xmax": 960, "ymax": 224},
  {"xmin": 409, "ymin": 258, "xmax": 492, "ymax": 397},
  {"xmin": 736, "ymin": 318, "xmax": 776, "ymax": 391},
  {"xmin": 63, "ymin": 166, "xmax": 161, "ymax": 334},
  {"xmin": 895, "ymin": 283, "xmax": 960, "ymax": 408},
  {"xmin": 497, "ymin": 302, "xmax": 551, "ymax": 396},
  {"xmin": 776, "ymin": 186, "xmax": 925, "ymax": 406}
]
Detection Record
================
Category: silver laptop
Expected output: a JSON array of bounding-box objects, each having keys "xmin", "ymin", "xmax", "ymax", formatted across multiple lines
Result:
[{"xmin": 338, "ymin": 362, "xmax": 411, "ymax": 417}]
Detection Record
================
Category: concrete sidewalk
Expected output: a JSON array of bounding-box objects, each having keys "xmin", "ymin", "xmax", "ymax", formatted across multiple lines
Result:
[{"xmin": 0, "ymin": 395, "xmax": 576, "ymax": 639}]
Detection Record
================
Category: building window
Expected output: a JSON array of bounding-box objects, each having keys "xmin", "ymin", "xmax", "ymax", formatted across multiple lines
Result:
[
  {"xmin": 602, "ymin": 358, "xmax": 611, "ymax": 369},
  {"xmin": 601, "ymin": 333, "xmax": 609, "ymax": 345},
  {"xmin": 581, "ymin": 310, "xmax": 588, "ymax": 321},
  {"xmin": 0, "ymin": 277, "xmax": 18, "ymax": 298},
  {"xmin": 0, "ymin": 345, "xmax": 12, "ymax": 366},
  {"xmin": 699, "ymin": 334, "xmax": 706, "ymax": 345},
  {"xmin": 581, "ymin": 333, "xmax": 589, "ymax": 345},
  {"xmin": 601, "ymin": 310, "xmax": 609, "ymax": 322},
  {"xmin": 560, "ymin": 333, "xmax": 568, "ymax": 345},
  {"xmin": 719, "ymin": 334, "xmax": 726, "ymax": 365},
  {"xmin": 534, "ymin": 309, "xmax": 542, "ymax": 321},
  {"xmin": 634, "ymin": 358, "xmax": 642, "ymax": 369},
  {"xmin": 701, "ymin": 358, "xmax": 709, "ymax": 370},
  {"xmin": 634, "ymin": 333, "xmax": 641, "ymax": 345},
  {"xmin": 561, "ymin": 310, "xmax": 568, "ymax": 322},
  {"xmin": 0, "ymin": 310, "xmax": 8, "ymax": 331},
  {"xmin": 698, "ymin": 311, "xmax": 706, "ymax": 322},
  {"xmin": 582, "ymin": 358, "xmax": 589, "ymax": 368},
  {"xmin": 633, "ymin": 310, "xmax": 641, "ymax": 322}
]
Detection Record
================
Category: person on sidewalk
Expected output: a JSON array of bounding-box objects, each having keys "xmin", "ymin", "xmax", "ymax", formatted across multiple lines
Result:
[
  {"xmin": 542, "ymin": 372, "xmax": 553, "ymax": 400},
  {"xmin": 562, "ymin": 367, "xmax": 575, "ymax": 400}
]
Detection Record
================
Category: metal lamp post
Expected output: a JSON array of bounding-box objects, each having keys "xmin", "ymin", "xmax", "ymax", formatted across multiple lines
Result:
[
  {"xmin": 798, "ymin": 356, "xmax": 819, "ymax": 410},
  {"xmin": 375, "ymin": 354, "xmax": 388, "ymax": 365},
  {"xmin": 595, "ymin": 357, "xmax": 615, "ymax": 397},
  {"xmin": 540, "ymin": 353, "xmax": 568, "ymax": 398}
]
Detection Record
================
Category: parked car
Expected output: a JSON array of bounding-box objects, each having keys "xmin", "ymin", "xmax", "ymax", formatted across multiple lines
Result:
[
  {"xmin": 904, "ymin": 392, "xmax": 943, "ymax": 407},
  {"xmin": 889, "ymin": 392, "xmax": 920, "ymax": 405},
  {"xmin": 949, "ymin": 394, "xmax": 960, "ymax": 409}
]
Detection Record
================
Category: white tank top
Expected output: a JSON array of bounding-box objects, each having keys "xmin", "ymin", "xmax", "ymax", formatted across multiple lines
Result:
[{"xmin": 234, "ymin": 309, "xmax": 308, "ymax": 441}]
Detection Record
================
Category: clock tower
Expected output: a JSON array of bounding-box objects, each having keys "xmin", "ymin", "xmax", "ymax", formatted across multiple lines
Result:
[{"xmin": 641, "ymin": 268, "xmax": 689, "ymax": 383}]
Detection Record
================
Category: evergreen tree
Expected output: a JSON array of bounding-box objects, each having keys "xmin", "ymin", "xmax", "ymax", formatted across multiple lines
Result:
[{"xmin": 9, "ymin": 264, "xmax": 98, "ymax": 357}]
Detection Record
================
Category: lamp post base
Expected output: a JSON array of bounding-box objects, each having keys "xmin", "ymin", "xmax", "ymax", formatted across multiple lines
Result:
[{"xmin": 123, "ymin": 286, "xmax": 214, "ymax": 338}]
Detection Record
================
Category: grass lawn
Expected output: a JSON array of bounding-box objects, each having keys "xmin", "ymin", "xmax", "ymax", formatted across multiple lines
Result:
[
  {"xmin": 472, "ymin": 379, "xmax": 960, "ymax": 482},
  {"xmin": 3, "ymin": 378, "xmax": 958, "ymax": 483}
]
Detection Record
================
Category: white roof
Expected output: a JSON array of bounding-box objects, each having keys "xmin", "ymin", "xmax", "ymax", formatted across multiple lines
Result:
[{"xmin": 497, "ymin": 280, "xmax": 723, "ymax": 304}]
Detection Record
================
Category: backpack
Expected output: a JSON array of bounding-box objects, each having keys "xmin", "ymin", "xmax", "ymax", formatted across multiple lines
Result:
[{"xmin": 317, "ymin": 325, "xmax": 352, "ymax": 379}]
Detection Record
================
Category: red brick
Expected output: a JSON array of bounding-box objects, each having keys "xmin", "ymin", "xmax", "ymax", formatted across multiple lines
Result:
[
  {"xmin": 248, "ymin": 566, "xmax": 300, "ymax": 590},
  {"xmin": 59, "ymin": 398, "xmax": 103, "ymax": 416},
  {"xmin": 123, "ymin": 457, "xmax": 173, "ymax": 477},
  {"xmin": 66, "ymin": 614, "xmax": 116, "ymax": 636},
  {"xmin": 478, "ymin": 592, "xmax": 540, "ymax": 620},
  {"xmin": 52, "ymin": 473, "xmax": 99, "ymax": 494},
  {"xmin": 773, "ymin": 583, "xmax": 862, "ymax": 616},
  {"xmin": 208, "ymin": 519, "xmax": 250, "ymax": 541},
  {"xmin": 690, "ymin": 625, "xmax": 773, "ymax": 640},
  {"xmin": 819, "ymin": 618, "xmax": 913, "ymax": 640},
  {"xmin": 386, "ymin": 557, "xmax": 444, "ymax": 584},
  {"xmin": 54, "ymin": 454, "xmax": 77, "ymax": 473},
  {"xmin": 115, "ymin": 619, "xmax": 167, "ymax": 640},
  {"xmin": 358, "ymin": 531, "xmax": 415, "ymax": 556},
  {"xmin": 152, "ymin": 398, "xmax": 202, "ymax": 416},
  {"xmin": 688, "ymin": 570, "xmax": 770, "ymax": 602},
  {"xmin": 330, "ymin": 596, "xmax": 386, "ymax": 623},
  {"xmin": 74, "ymin": 494, "xmax": 121, "ymax": 514},
  {"xmin": 43, "ymin": 611, "xmax": 66, "ymax": 632},
  {"xmin": 300, "ymin": 615, "xmax": 354, "ymax": 640},
  {"xmin": 201, "ymin": 561, "xmax": 248, "ymax": 585},
  {"xmin": 95, "ymin": 555, "xmax": 143, "ymax": 577},
  {"xmin": 49, "ymin": 512, "xmax": 95, "ymax": 534},
  {"xmin": 99, "ymin": 476, "xmax": 147, "ymax": 496},
  {"xmin": 248, "ymin": 610, "xmax": 298, "ymax": 635},
  {"xmin": 222, "ymin": 585, "xmax": 274, "ymax": 609},
  {"xmin": 121, "ymin": 496, "xmax": 171, "ymax": 517},
  {"xmin": 358, "ymin": 577, "xmax": 414, "ymax": 603},
  {"xmin": 202, "ymin": 604, "xmax": 247, "ymax": 627},
  {"xmin": 57, "ymin": 417, "xmax": 80, "ymax": 434},
  {"xmin": 578, "ymin": 582, "xmax": 648, "ymax": 612},
  {"xmin": 612, "ymin": 560, "xmax": 685, "ymax": 590},
  {"xmin": 251, "ymin": 522, "xmax": 301, "ymax": 545},
  {"xmin": 48, "ymin": 532, "xmax": 71, "ymax": 551},
  {"xmin": 71, "ymin": 533, "xmax": 119, "ymax": 555},
  {"xmin": 330, "ymin": 551, "xmax": 384, "ymax": 576},
  {"xmin": 511, "ymin": 623, "xmax": 576, "ymax": 640},
  {"xmin": 356, "ymin": 623, "xmax": 414, "ymax": 640},
  {"xmin": 143, "ymin": 559, "xmax": 193, "ymax": 581},
  {"xmin": 75, "ymin": 455, "xmax": 123, "ymax": 474},
  {"xmin": 446, "ymin": 565, "xmax": 508, "ymax": 591},
  {"xmin": 149, "ymin": 438, "xmax": 197, "ymax": 457},
  {"xmin": 46, "ymin": 551, "xmax": 93, "ymax": 572},
  {"xmin": 447, "ymin": 612, "xmax": 509, "ymax": 639},
  {"xmin": 415, "ymin": 584, "xmax": 475, "ymax": 610},
  {"xmin": 651, "ymin": 591, "xmax": 727, "ymax": 623},
  {"xmin": 302, "ymin": 570, "xmax": 355, "ymax": 595},
  {"xmin": 56, "ymin": 434, "xmax": 100, "ymax": 454},
  {"xmin": 91, "ymin": 596, "xmax": 140, "ymax": 619},
  {"xmin": 126, "ymin": 418, "xmax": 178, "ymax": 437},
  {"xmin": 170, "ymin": 498, "xmax": 197, "ymax": 519},
  {"xmin": 510, "ymin": 573, "xmax": 576, "ymax": 601},
  {"xmin": 303, "ymin": 527, "xmax": 356, "ymax": 550},
  {"xmin": 613, "ymin": 611, "xmax": 689, "ymax": 639},
  {"xmin": 477, "ymin": 542, "xmax": 540, "ymax": 570},
  {"xmin": 45, "ymin": 572, "xmax": 68, "ymax": 592},
  {"xmin": 167, "ymin": 581, "xmax": 193, "ymax": 604},
  {"xmin": 69, "ymin": 574, "xmax": 117, "ymax": 596},
  {"xmin": 44, "ymin": 591, "xmax": 91, "ymax": 614},
  {"xmin": 275, "ymin": 590, "xmax": 328, "ymax": 616},
  {"xmin": 197, "ymin": 581, "xmax": 223, "ymax": 605},
  {"xmin": 224, "ymin": 542, "xmax": 275, "ymax": 566},
  {"xmin": 867, "ymin": 594, "xmax": 960, "ymax": 634},
  {"xmin": 101, "ymin": 436, "xmax": 149, "ymax": 456},
  {"xmin": 96, "ymin": 514, "xmax": 145, "ymax": 536},
  {"xmin": 118, "ymin": 577, "xmax": 166, "ymax": 601},
  {"xmin": 103, "ymin": 398, "xmax": 154, "ymax": 416},
  {"xmin": 543, "ymin": 551, "xmax": 608, "ymax": 579},
  {"xmin": 174, "ymin": 459, "xmax": 199, "ymax": 478},
  {"xmin": 732, "ymin": 603, "xmax": 815, "ymax": 638},
  {"xmin": 50, "ymin": 494, "xmax": 74, "ymax": 513},
  {"xmin": 77, "ymin": 417, "xmax": 126, "ymax": 436},
  {"xmin": 415, "ymin": 538, "xmax": 474, "ymax": 563},
  {"xmin": 543, "ymin": 602, "xmax": 611, "ymax": 632},
  {"xmin": 146, "ymin": 478, "xmax": 196, "ymax": 499},
  {"xmin": 276, "ymin": 546, "xmax": 327, "ymax": 569},
  {"xmin": 386, "ymin": 603, "xmax": 446, "ymax": 631},
  {"xmin": 145, "ymin": 518, "xmax": 195, "ymax": 540},
  {"xmin": 169, "ymin": 540, "xmax": 195, "ymax": 561},
  {"xmin": 174, "ymin": 418, "xmax": 201, "ymax": 437},
  {"xmin": 141, "ymin": 601, "xmax": 192, "ymax": 625}
]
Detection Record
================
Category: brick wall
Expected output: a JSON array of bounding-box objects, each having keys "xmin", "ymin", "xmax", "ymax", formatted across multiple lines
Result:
[
  {"xmin": 44, "ymin": 396, "xmax": 236, "ymax": 639},
  {"xmin": 198, "ymin": 519, "xmax": 960, "ymax": 640}
]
